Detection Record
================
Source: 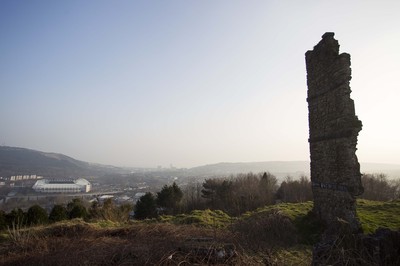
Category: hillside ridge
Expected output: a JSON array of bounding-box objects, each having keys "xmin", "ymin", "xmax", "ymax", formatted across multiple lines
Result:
[
  {"xmin": 1, "ymin": 146, "xmax": 400, "ymax": 178},
  {"xmin": 0, "ymin": 146, "xmax": 119, "ymax": 178}
]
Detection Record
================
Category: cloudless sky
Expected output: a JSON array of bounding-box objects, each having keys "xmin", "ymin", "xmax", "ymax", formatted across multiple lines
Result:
[{"xmin": 1, "ymin": 1, "xmax": 399, "ymax": 168}]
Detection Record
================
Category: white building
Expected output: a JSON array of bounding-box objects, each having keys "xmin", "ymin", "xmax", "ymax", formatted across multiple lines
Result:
[
  {"xmin": 10, "ymin": 175, "xmax": 42, "ymax": 180},
  {"xmin": 134, "ymin": 192, "xmax": 146, "ymax": 202},
  {"xmin": 32, "ymin": 178, "xmax": 91, "ymax": 193}
]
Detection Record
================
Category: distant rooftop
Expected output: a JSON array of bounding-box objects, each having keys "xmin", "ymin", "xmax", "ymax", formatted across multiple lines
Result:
[
  {"xmin": 48, "ymin": 180, "xmax": 75, "ymax": 184},
  {"xmin": 32, "ymin": 178, "xmax": 91, "ymax": 193}
]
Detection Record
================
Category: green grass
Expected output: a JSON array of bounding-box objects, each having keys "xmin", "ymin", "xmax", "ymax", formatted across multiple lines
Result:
[
  {"xmin": 239, "ymin": 199, "xmax": 400, "ymax": 244},
  {"xmin": 159, "ymin": 209, "xmax": 232, "ymax": 228},
  {"xmin": 245, "ymin": 201, "xmax": 314, "ymax": 219},
  {"xmin": 247, "ymin": 199, "xmax": 400, "ymax": 236},
  {"xmin": 233, "ymin": 199, "xmax": 400, "ymax": 264},
  {"xmin": 357, "ymin": 199, "xmax": 400, "ymax": 234},
  {"xmin": 241, "ymin": 201, "xmax": 320, "ymax": 245},
  {"xmin": 153, "ymin": 200, "xmax": 390, "ymax": 247}
]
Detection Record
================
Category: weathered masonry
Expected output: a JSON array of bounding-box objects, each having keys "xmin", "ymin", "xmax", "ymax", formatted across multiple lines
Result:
[{"xmin": 305, "ymin": 33, "xmax": 363, "ymax": 233}]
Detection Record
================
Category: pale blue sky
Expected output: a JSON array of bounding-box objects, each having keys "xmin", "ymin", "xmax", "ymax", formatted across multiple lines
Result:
[{"xmin": 1, "ymin": 1, "xmax": 399, "ymax": 168}]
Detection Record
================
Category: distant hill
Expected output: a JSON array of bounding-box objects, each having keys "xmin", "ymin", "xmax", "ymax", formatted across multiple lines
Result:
[
  {"xmin": 188, "ymin": 161, "xmax": 400, "ymax": 179},
  {"xmin": 0, "ymin": 146, "xmax": 122, "ymax": 178},
  {"xmin": 1, "ymin": 146, "xmax": 399, "ymax": 180},
  {"xmin": 189, "ymin": 161, "xmax": 310, "ymax": 179},
  {"xmin": 359, "ymin": 163, "xmax": 400, "ymax": 178}
]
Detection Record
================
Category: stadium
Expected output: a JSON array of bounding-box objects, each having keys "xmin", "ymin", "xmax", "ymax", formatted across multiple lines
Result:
[{"xmin": 32, "ymin": 178, "xmax": 91, "ymax": 193}]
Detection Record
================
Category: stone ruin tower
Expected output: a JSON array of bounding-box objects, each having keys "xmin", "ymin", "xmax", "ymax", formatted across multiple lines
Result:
[{"xmin": 305, "ymin": 33, "xmax": 363, "ymax": 233}]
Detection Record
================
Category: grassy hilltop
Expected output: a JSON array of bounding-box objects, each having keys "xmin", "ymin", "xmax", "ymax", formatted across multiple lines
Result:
[{"xmin": 1, "ymin": 199, "xmax": 399, "ymax": 265}]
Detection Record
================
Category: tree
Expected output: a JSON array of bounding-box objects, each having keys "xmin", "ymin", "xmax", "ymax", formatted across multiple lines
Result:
[
  {"xmin": 202, "ymin": 178, "xmax": 233, "ymax": 210},
  {"xmin": 259, "ymin": 172, "xmax": 279, "ymax": 205},
  {"xmin": 6, "ymin": 208, "xmax": 26, "ymax": 227},
  {"xmin": 88, "ymin": 200, "xmax": 101, "ymax": 220},
  {"xmin": 276, "ymin": 175, "xmax": 312, "ymax": 203},
  {"xmin": 26, "ymin": 204, "xmax": 48, "ymax": 225},
  {"xmin": 201, "ymin": 179, "xmax": 219, "ymax": 203},
  {"xmin": 183, "ymin": 180, "xmax": 205, "ymax": 212},
  {"xmin": 230, "ymin": 172, "xmax": 278, "ymax": 215},
  {"xmin": 201, "ymin": 173, "xmax": 278, "ymax": 215},
  {"xmin": 87, "ymin": 198, "xmax": 133, "ymax": 222},
  {"xmin": 134, "ymin": 192, "xmax": 157, "ymax": 219},
  {"xmin": 100, "ymin": 198, "xmax": 116, "ymax": 221},
  {"xmin": 0, "ymin": 210, "xmax": 6, "ymax": 230},
  {"xmin": 67, "ymin": 198, "xmax": 88, "ymax": 219},
  {"xmin": 230, "ymin": 174, "xmax": 256, "ymax": 215},
  {"xmin": 361, "ymin": 173, "xmax": 399, "ymax": 201},
  {"xmin": 49, "ymin": 204, "xmax": 68, "ymax": 223},
  {"xmin": 117, "ymin": 203, "xmax": 134, "ymax": 222},
  {"xmin": 156, "ymin": 182, "xmax": 183, "ymax": 214}
]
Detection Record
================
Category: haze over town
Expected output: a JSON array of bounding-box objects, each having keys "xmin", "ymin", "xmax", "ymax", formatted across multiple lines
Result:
[{"xmin": 1, "ymin": 1, "xmax": 399, "ymax": 168}]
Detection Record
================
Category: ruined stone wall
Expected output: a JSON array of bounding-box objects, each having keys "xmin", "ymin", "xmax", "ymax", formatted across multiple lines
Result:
[{"xmin": 305, "ymin": 33, "xmax": 363, "ymax": 233}]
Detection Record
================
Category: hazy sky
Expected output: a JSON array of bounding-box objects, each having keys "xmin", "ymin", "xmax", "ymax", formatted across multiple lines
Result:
[{"xmin": 1, "ymin": 1, "xmax": 399, "ymax": 168}]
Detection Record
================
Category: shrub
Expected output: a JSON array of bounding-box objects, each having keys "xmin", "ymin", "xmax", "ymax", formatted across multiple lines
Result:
[
  {"xmin": 6, "ymin": 208, "xmax": 26, "ymax": 227},
  {"xmin": 157, "ymin": 182, "xmax": 183, "ymax": 214},
  {"xmin": 49, "ymin": 205, "xmax": 68, "ymax": 223},
  {"xmin": 67, "ymin": 199, "xmax": 88, "ymax": 219},
  {"xmin": 134, "ymin": 192, "xmax": 157, "ymax": 219},
  {"xmin": 26, "ymin": 204, "xmax": 48, "ymax": 225},
  {"xmin": 0, "ymin": 210, "xmax": 6, "ymax": 230}
]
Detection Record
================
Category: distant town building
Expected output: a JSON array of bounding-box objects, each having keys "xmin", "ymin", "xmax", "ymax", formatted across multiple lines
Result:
[
  {"xmin": 10, "ymin": 175, "xmax": 42, "ymax": 181},
  {"xmin": 32, "ymin": 178, "xmax": 91, "ymax": 193},
  {"xmin": 134, "ymin": 192, "xmax": 146, "ymax": 202},
  {"xmin": 98, "ymin": 195, "xmax": 114, "ymax": 201}
]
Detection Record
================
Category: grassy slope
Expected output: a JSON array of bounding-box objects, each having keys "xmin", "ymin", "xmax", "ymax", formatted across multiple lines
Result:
[
  {"xmin": 251, "ymin": 199, "xmax": 400, "ymax": 233},
  {"xmin": 1, "ymin": 200, "xmax": 399, "ymax": 265},
  {"xmin": 248, "ymin": 199, "xmax": 400, "ymax": 237},
  {"xmin": 135, "ymin": 199, "xmax": 400, "ymax": 264},
  {"xmin": 357, "ymin": 199, "xmax": 400, "ymax": 233}
]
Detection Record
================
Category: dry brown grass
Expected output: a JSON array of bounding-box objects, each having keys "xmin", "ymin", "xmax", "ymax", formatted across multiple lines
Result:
[
  {"xmin": 232, "ymin": 209, "xmax": 298, "ymax": 251},
  {"xmin": 0, "ymin": 206, "xmax": 322, "ymax": 265},
  {"xmin": 0, "ymin": 221, "xmax": 264, "ymax": 265}
]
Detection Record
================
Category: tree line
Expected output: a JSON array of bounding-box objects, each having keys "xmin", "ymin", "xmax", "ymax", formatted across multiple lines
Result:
[
  {"xmin": 134, "ymin": 182, "xmax": 183, "ymax": 219},
  {"xmin": 361, "ymin": 173, "xmax": 400, "ymax": 201},
  {"xmin": 134, "ymin": 172, "xmax": 400, "ymax": 219},
  {"xmin": 0, "ymin": 198, "xmax": 133, "ymax": 230},
  {"xmin": 134, "ymin": 172, "xmax": 313, "ymax": 219}
]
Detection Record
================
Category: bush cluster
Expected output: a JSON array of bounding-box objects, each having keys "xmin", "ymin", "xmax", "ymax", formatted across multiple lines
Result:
[
  {"xmin": 134, "ymin": 182, "xmax": 183, "ymax": 219},
  {"xmin": 0, "ymin": 198, "xmax": 133, "ymax": 229},
  {"xmin": 136, "ymin": 173, "xmax": 315, "ymax": 219}
]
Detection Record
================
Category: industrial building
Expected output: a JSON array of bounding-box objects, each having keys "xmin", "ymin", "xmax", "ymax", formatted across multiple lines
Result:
[{"xmin": 32, "ymin": 178, "xmax": 91, "ymax": 193}]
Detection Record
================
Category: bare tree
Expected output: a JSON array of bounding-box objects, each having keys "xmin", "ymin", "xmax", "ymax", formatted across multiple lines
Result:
[
  {"xmin": 361, "ymin": 173, "xmax": 399, "ymax": 201},
  {"xmin": 200, "ymin": 172, "xmax": 278, "ymax": 215},
  {"xmin": 276, "ymin": 175, "xmax": 312, "ymax": 203},
  {"xmin": 183, "ymin": 180, "xmax": 205, "ymax": 212}
]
